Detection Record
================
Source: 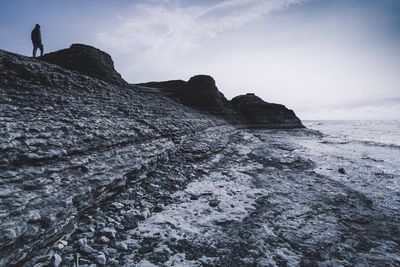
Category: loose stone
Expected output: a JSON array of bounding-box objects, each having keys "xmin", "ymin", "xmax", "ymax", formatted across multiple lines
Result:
[
  {"xmin": 100, "ymin": 236, "xmax": 109, "ymax": 243},
  {"xmin": 115, "ymin": 241, "xmax": 128, "ymax": 251},
  {"xmin": 51, "ymin": 253, "xmax": 62, "ymax": 267},
  {"xmin": 95, "ymin": 254, "xmax": 106, "ymax": 265},
  {"xmin": 209, "ymin": 199, "xmax": 220, "ymax": 207}
]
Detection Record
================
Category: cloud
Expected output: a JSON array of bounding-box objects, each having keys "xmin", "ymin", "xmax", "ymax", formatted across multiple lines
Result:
[
  {"xmin": 93, "ymin": 0, "xmax": 400, "ymax": 120},
  {"xmin": 301, "ymin": 104, "xmax": 400, "ymax": 120},
  {"xmin": 96, "ymin": 0, "xmax": 307, "ymax": 60},
  {"xmin": 300, "ymin": 97, "xmax": 400, "ymax": 120}
]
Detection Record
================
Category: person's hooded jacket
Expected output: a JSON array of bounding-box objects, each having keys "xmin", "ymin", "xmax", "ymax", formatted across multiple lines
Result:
[{"xmin": 31, "ymin": 25, "xmax": 42, "ymax": 46}]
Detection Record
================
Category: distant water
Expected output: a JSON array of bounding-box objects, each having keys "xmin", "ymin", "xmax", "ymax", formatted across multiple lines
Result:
[
  {"xmin": 294, "ymin": 120, "xmax": 400, "ymax": 214},
  {"xmin": 303, "ymin": 120, "xmax": 400, "ymax": 148}
]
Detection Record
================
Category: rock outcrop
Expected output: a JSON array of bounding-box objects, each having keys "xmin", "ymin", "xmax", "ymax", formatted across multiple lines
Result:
[
  {"xmin": 137, "ymin": 76, "xmax": 303, "ymax": 128},
  {"xmin": 39, "ymin": 44, "xmax": 127, "ymax": 87},
  {"xmin": 177, "ymin": 75, "xmax": 228, "ymax": 112},
  {"xmin": 137, "ymin": 75, "xmax": 234, "ymax": 115},
  {"xmin": 231, "ymin": 93, "xmax": 304, "ymax": 128},
  {"xmin": 137, "ymin": 79, "xmax": 186, "ymax": 94}
]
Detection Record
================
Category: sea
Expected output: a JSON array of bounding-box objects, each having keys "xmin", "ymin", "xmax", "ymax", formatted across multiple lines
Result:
[
  {"xmin": 290, "ymin": 120, "xmax": 400, "ymax": 213},
  {"xmin": 303, "ymin": 120, "xmax": 400, "ymax": 148}
]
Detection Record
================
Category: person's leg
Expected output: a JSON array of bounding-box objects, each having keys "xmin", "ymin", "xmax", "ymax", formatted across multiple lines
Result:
[
  {"xmin": 39, "ymin": 44, "xmax": 44, "ymax": 57},
  {"xmin": 32, "ymin": 44, "xmax": 37, "ymax": 57}
]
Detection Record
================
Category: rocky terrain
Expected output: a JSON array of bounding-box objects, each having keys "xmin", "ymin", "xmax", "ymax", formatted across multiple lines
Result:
[{"xmin": 1, "ymin": 45, "xmax": 398, "ymax": 267}]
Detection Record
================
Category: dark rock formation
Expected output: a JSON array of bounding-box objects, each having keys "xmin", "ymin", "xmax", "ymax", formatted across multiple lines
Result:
[
  {"xmin": 39, "ymin": 44, "xmax": 127, "ymax": 87},
  {"xmin": 177, "ymin": 75, "xmax": 228, "ymax": 112},
  {"xmin": 231, "ymin": 93, "xmax": 304, "ymax": 128},
  {"xmin": 137, "ymin": 76, "xmax": 303, "ymax": 128},
  {"xmin": 137, "ymin": 75, "xmax": 231, "ymax": 114},
  {"xmin": 136, "ymin": 79, "xmax": 186, "ymax": 94}
]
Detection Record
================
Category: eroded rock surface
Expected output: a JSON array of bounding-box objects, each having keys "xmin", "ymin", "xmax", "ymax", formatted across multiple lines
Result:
[
  {"xmin": 39, "ymin": 128, "xmax": 399, "ymax": 267},
  {"xmin": 1, "ymin": 47, "xmax": 398, "ymax": 267},
  {"xmin": 0, "ymin": 49, "xmax": 222, "ymax": 266}
]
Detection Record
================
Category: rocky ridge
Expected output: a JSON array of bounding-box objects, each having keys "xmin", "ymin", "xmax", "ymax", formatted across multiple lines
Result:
[
  {"xmin": 138, "ymin": 75, "xmax": 304, "ymax": 128},
  {"xmin": 35, "ymin": 44, "xmax": 304, "ymax": 128}
]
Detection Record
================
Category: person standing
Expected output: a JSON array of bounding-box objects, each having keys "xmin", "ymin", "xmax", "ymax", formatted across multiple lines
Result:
[{"xmin": 31, "ymin": 24, "xmax": 44, "ymax": 57}]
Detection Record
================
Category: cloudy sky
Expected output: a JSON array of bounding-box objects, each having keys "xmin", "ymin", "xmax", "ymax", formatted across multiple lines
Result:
[{"xmin": 1, "ymin": 0, "xmax": 399, "ymax": 120}]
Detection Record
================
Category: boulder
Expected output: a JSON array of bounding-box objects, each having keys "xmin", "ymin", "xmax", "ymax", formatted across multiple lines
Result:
[
  {"xmin": 230, "ymin": 93, "xmax": 304, "ymax": 128},
  {"xmin": 177, "ymin": 75, "xmax": 228, "ymax": 111},
  {"xmin": 39, "ymin": 44, "xmax": 127, "ymax": 87}
]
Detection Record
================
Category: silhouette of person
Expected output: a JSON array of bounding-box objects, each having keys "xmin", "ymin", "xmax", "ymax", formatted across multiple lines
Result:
[{"xmin": 31, "ymin": 24, "xmax": 44, "ymax": 57}]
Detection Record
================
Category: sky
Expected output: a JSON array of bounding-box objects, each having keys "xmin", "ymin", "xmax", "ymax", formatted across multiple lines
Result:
[{"xmin": 1, "ymin": 0, "xmax": 400, "ymax": 120}]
